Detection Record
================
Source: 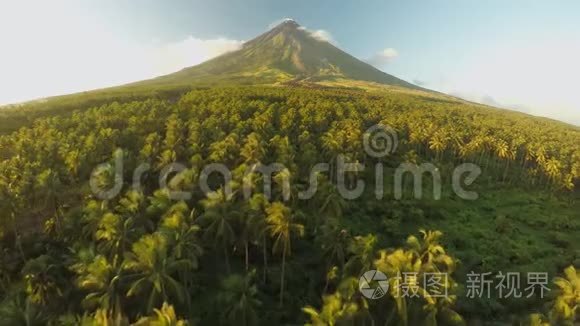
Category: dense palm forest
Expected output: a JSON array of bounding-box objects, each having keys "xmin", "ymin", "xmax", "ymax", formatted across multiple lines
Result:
[{"xmin": 0, "ymin": 86, "xmax": 579, "ymax": 325}]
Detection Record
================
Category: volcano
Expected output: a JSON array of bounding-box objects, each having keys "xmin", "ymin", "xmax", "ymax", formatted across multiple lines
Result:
[{"xmin": 140, "ymin": 19, "xmax": 422, "ymax": 90}]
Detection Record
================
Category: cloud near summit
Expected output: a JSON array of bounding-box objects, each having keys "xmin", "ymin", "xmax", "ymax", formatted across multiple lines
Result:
[
  {"xmin": 152, "ymin": 37, "xmax": 244, "ymax": 75},
  {"xmin": 366, "ymin": 48, "xmax": 399, "ymax": 67},
  {"xmin": 303, "ymin": 28, "xmax": 337, "ymax": 45},
  {"xmin": 268, "ymin": 18, "xmax": 337, "ymax": 45}
]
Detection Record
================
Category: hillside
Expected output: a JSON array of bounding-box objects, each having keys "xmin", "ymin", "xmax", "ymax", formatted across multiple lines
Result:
[
  {"xmin": 1, "ymin": 86, "xmax": 579, "ymax": 324},
  {"xmin": 0, "ymin": 19, "xmax": 579, "ymax": 326},
  {"xmin": 0, "ymin": 20, "xmax": 434, "ymax": 134},
  {"xmin": 140, "ymin": 19, "xmax": 423, "ymax": 89}
]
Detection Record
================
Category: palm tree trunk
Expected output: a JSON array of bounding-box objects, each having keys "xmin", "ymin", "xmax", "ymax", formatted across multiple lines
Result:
[
  {"xmin": 245, "ymin": 241, "xmax": 249, "ymax": 271},
  {"xmin": 53, "ymin": 195, "xmax": 62, "ymax": 235},
  {"xmin": 279, "ymin": 245, "xmax": 286, "ymax": 307},
  {"xmin": 11, "ymin": 211, "xmax": 26, "ymax": 262},
  {"xmin": 323, "ymin": 265, "xmax": 330, "ymax": 294},
  {"xmin": 385, "ymin": 305, "xmax": 397, "ymax": 326},
  {"xmin": 502, "ymin": 160, "xmax": 510, "ymax": 182},
  {"xmin": 224, "ymin": 244, "xmax": 230, "ymax": 273},
  {"xmin": 262, "ymin": 235, "xmax": 268, "ymax": 283},
  {"xmin": 484, "ymin": 153, "xmax": 490, "ymax": 171}
]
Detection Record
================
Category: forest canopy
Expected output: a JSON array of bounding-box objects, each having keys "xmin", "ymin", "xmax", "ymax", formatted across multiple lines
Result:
[{"xmin": 0, "ymin": 86, "xmax": 578, "ymax": 325}]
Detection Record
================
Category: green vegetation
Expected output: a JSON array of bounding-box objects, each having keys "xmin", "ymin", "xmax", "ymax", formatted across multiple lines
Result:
[
  {"xmin": 137, "ymin": 20, "xmax": 421, "ymax": 90},
  {"xmin": 0, "ymin": 20, "xmax": 425, "ymax": 135},
  {"xmin": 0, "ymin": 86, "xmax": 578, "ymax": 324},
  {"xmin": 0, "ymin": 18, "xmax": 578, "ymax": 326}
]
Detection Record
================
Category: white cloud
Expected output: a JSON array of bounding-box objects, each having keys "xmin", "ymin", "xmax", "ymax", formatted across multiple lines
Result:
[
  {"xmin": 428, "ymin": 39, "xmax": 580, "ymax": 125},
  {"xmin": 151, "ymin": 37, "xmax": 243, "ymax": 76},
  {"xmin": 267, "ymin": 18, "xmax": 337, "ymax": 45},
  {"xmin": 0, "ymin": 1, "xmax": 243, "ymax": 105},
  {"xmin": 308, "ymin": 29, "xmax": 336, "ymax": 44},
  {"xmin": 268, "ymin": 17, "xmax": 296, "ymax": 29},
  {"xmin": 294, "ymin": 25, "xmax": 337, "ymax": 45},
  {"xmin": 367, "ymin": 48, "xmax": 399, "ymax": 67}
]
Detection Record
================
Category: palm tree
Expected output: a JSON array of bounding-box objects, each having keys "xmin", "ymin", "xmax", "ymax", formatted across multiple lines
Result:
[
  {"xmin": 247, "ymin": 193, "xmax": 270, "ymax": 282},
  {"xmin": 117, "ymin": 190, "xmax": 151, "ymax": 235},
  {"xmin": 240, "ymin": 132, "xmax": 266, "ymax": 164},
  {"xmin": 266, "ymin": 202, "xmax": 304, "ymax": 306},
  {"xmin": 321, "ymin": 131, "xmax": 341, "ymax": 181},
  {"xmin": 494, "ymin": 139, "xmax": 515, "ymax": 181},
  {"xmin": 406, "ymin": 230, "xmax": 456, "ymax": 271},
  {"xmin": 146, "ymin": 189, "xmax": 174, "ymax": 221},
  {"xmin": 81, "ymin": 308, "xmax": 130, "ymax": 325},
  {"xmin": 123, "ymin": 233, "xmax": 189, "ymax": 313},
  {"xmin": 159, "ymin": 204, "xmax": 203, "ymax": 269},
  {"xmin": 216, "ymin": 272, "xmax": 262, "ymax": 326},
  {"xmin": 0, "ymin": 173, "xmax": 27, "ymax": 262},
  {"xmin": 345, "ymin": 234, "xmax": 377, "ymax": 276},
  {"xmin": 64, "ymin": 149, "xmax": 83, "ymax": 180},
  {"xmin": 159, "ymin": 202, "xmax": 204, "ymax": 312},
  {"xmin": 133, "ymin": 302, "xmax": 187, "ymax": 326},
  {"xmin": 200, "ymin": 187, "xmax": 237, "ymax": 273},
  {"xmin": 373, "ymin": 230, "xmax": 461, "ymax": 326},
  {"xmin": 302, "ymin": 292, "xmax": 354, "ymax": 326},
  {"xmin": 95, "ymin": 212, "xmax": 132, "ymax": 265},
  {"xmin": 21, "ymin": 255, "xmax": 65, "ymax": 305},
  {"xmin": 544, "ymin": 158, "xmax": 562, "ymax": 185},
  {"xmin": 319, "ymin": 217, "xmax": 349, "ymax": 271},
  {"xmin": 549, "ymin": 265, "xmax": 579, "ymax": 324},
  {"xmin": 314, "ymin": 177, "xmax": 346, "ymax": 234},
  {"xmin": 71, "ymin": 251, "xmax": 123, "ymax": 318},
  {"xmin": 303, "ymin": 277, "xmax": 372, "ymax": 326},
  {"xmin": 237, "ymin": 202, "xmax": 259, "ymax": 272},
  {"xmin": 0, "ymin": 292, "xmax": 49, "ymax": 326},
  {"xmin": 35, "ymin": 168, "xmax": 63, "ymax": 235},
  {"xmin": 428, "ymin": 131, "xmax": 448, "ymax": 161},
  {"xmin": 526, "ymin": 313, "xmax": 550, "ymax": 326}
]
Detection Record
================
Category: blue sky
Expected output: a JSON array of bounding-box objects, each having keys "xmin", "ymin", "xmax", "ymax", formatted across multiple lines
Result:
[{"xmin": 1, "ymin": 0, "xmax": 579, "ymax": 124}]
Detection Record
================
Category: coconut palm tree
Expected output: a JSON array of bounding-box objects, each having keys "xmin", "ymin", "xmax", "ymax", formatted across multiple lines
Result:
[
  {"xmin": 71, "ymin": 252, "xmax": 123, "ymax": 318},
  {"xmin": 428, "ymin": 131, "xmax": 448, "ymax": 161},
  {"xmin": 117, "ymin": 190, "xmax": 152, "ymax": 235},
  {"xmin": 247, "ymin": 193, "xmax": 270, "ymax": 282},
  {"xmin": 303, "ymin": 277, "xmax": 372, "ymax": 326},
  {"xmin": 216, "ymin": 272, "xmax": 262, "ymax": 326},
  {"xmin": 200, "ymin": 187, "xmax": 237, "ymax": 273},
  {"xmin": 373, "ymin": 230, "xmax": 462, "ymax": 326},
  {"xmin": 266, "ymin": 202, "xmax": 304, "ymax": 306},
  {"xmin": 35, "ymin": 168, "xmax": 64, "ymax": 234},
  {"xmin": 158, "ymin": 202, "xmax": 204, "ymax": 313},
  {"xmin": 237, "ymin": 200, "xmax": 260, "ymax": 273},
  {"xmin": 319, "ymin": 217, "xmax": 349, "ymax": 271},
  {"xmin": 21, "ymin": 255, "xmax": 65, "ymax": 306},
  {"xmin": 95, "ymin": 212, "xmax": 133, "ymax": 265},
  {"xmin": 123, "ymin": 233, "xmax": 189, "ymax": 313},
  {"xmin": 133, "ymin": 302, "xmax": 187, "ymax": 326},
  {"xmin": 549, "ymin": 265, "xmax": 579, "ymax": 324},
  {"xmin": 544, "ymin": 158, "xmax": 562, "ymax": 185},
  {"xmin": 159, "ymin": 204, "xmax": 203, "ymax": 269},
  {"xmin": 240, "ymin": 132, "xmax": 266, "ymax": 164},
  {"xmin": 345, "ymin": 234, "xmax": 377, "ymax": 276},
  {"xmin": 0, "ymin": 292, "xmax": 49, "ymax": 326}
]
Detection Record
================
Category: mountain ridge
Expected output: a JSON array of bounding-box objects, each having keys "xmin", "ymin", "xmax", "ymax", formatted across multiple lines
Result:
[
  {"xmin": 138, "ymin": 19, "xmax": 424, "ymax": 90},
  {"xmin": 6, "ymin": 20, "xmax": 580, "ymax": 135}
]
